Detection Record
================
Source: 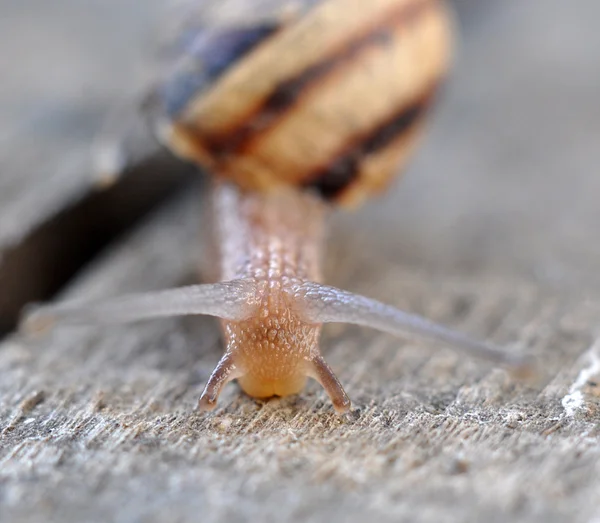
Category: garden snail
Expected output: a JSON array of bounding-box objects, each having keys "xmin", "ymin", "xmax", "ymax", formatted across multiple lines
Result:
[{"xmin": 22, "ymin": 0, "xmax": 532, "ymax": 413}]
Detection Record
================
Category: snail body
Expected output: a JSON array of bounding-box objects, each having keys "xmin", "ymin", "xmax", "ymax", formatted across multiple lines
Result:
[
  {"xmin": 209, "ymin": 184, "xmax": 342, "ymax": 406},
  {"xmin": 23, "ymin": 0, "xmax": 531, "ymax": 413}
]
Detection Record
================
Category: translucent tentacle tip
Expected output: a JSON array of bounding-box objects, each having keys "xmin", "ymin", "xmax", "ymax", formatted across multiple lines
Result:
[
  {"xmin": 19, "ymin": 305, "xmax": 56, "ymax": 338},
  {"xmin": 504, "ymin": 353, "xmax": 540, "ymax": 383}
]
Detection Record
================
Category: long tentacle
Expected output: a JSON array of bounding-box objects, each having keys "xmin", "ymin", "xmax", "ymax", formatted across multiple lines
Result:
[
  {"xmin": 292, "ymin": 282, "xmax": 534, "ymax": 377},
  {"xmin": 21, "ymin": 279, "xmax": 257, "ymax": 335}
]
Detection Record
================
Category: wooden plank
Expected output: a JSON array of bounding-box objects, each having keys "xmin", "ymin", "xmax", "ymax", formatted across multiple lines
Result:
[
  {"xmin": 1, "ymin": 0, "xmax": 600, "ymax": 522},
  {"xmin": 0, "ymin": 186, "xmax": 598, "ymax": 523}
]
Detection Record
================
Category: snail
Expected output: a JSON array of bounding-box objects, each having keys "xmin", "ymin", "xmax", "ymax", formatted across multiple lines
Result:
[{"xmin": 22, "ymin": 0, "xmax": 532, "ymax": 413}]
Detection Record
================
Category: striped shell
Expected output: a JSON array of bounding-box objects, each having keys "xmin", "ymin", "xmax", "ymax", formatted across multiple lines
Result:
[{"xmin": 152, "ymin": 0, "xmax": 453, "ymax": 207}]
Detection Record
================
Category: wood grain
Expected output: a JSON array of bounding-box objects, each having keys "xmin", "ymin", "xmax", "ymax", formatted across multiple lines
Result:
[{"xmin": 1, "ymin": 0, "xmax": 600, "ymax": 522}]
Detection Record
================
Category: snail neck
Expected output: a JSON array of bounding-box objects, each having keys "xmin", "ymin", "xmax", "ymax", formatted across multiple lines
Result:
[{"xmin": 211, "ymin": 181, "xmax": 327, "ymax": 285}]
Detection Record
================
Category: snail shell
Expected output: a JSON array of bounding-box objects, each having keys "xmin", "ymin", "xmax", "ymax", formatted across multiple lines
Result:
[{"xmin": 150, "ymin": 0, "xmax": 453, "ymax": 207}]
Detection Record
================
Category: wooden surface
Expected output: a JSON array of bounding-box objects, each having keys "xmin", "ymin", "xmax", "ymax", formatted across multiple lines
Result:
[
  {"xmin": 1, "ymin": 1, "xmax": 600, "ymax": 522},
  {"xmin": 0, "ymin": 0, "xmax": 192, "ymax": 335}
]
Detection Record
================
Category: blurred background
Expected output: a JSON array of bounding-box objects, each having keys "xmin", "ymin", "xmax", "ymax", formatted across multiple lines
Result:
[{"xmin": 0, "ymin": 0, "xmax": 599, "ymax": 332}]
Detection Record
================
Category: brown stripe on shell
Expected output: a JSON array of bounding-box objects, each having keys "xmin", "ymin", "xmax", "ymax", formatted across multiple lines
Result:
[
  {"xmin": 199, "ymin": 0, "xmax": 436, "ymax": 159},
  {"xmin": 303, "ymin": 85, "xmax": 437, "ymax": 200}
]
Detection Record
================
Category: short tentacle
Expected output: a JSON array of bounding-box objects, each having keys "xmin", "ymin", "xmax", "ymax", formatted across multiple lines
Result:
[
  {"xmin": 292, "ymin": 282, "xmax": 534, "ymax": 377},
  {"xmin": 198, "ymin": 353, "xmax": 243, "ymax": 411},
  {"xmin": 307, "ymin": 355, "xmax": 351, "ymax": 413},
  {"xmin": 20, "ymin": 279, "xmax": 257, "ymax": 336}
]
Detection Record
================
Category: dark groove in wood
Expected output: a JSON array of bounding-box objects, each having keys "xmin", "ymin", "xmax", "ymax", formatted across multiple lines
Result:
[{"xmin": 0, "ymin": 158, "xmax": 195, "ymax": 337}]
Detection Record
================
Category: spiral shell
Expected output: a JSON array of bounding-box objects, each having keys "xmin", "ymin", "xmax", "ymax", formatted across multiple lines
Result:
[{"xmin": 152, "ymin": 0, "xmax": 453, "ymax": 207}]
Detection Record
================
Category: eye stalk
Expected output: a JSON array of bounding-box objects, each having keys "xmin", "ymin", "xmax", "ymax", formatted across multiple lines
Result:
[
  {"xmin": 21, "ymin": 280, "xmax": 258, "ymax": 336},
  {"xmin": 292, "ymin": 282, "xmax": 534, "ymax": 377}
]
